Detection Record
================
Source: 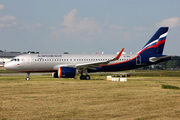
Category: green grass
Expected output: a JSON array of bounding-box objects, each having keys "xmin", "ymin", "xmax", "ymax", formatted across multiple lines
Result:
[
  {"xmin": 110, "ymin": 70, "xmax": 180, "ymax": 77},
  {"xmin": 0, "ymin": 70, "xmax": 19, "ymax": 73},
  {"xmin": 87, "ymin": 70, "xmax": 180, "ymax": 77},
  {"xmin": 162, "ymin": 84, "xmax": 180, "ymax": 90},
  {"xmin": 1, "ymin": 69, "xmax": 180, "ymax": 78}
]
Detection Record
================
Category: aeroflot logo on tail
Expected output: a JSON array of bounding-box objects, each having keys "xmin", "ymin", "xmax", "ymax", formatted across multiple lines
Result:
[
  {"xmin": 37, "ymin": 55, "xmax": 62, "ymax": 57},
  {"xmin": 141, "ymin": 32, "xmax": 167, "ymax": 51}
]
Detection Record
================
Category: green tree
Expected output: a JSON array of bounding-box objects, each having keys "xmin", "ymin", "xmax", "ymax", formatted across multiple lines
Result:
[
  {"xmin": 166, "ymin": 60, "xmax": 173, "ymax": 68},
  {"xmin": 173, "ymin": 60, "xmax": 179, "ymax": 68}
]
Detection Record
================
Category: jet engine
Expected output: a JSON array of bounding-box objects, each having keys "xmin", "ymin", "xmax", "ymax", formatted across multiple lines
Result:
[{"xmin": 52, "ymin": 67, "xmax": 76, "ymax": 78}]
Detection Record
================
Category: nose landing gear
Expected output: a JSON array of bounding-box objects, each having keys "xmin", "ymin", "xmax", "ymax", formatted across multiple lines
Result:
[{"xmin": 26, "ymin": 72, "xmax": 30, "ymax": 80}]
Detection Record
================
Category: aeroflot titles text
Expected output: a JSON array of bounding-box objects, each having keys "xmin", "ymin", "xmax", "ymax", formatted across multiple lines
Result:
[{"xmin": 37, "ymin": 55, "xmax": 62, "ymax": 57}]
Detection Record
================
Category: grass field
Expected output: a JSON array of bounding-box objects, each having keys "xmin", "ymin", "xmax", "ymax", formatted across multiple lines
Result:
[{"xmin": 1, "ymin": 74, "xmax": 180, "ymax": 120}]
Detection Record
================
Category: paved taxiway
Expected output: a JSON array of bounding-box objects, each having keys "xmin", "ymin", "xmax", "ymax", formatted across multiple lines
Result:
[{"xmin": 0, "ymin": 73, "xmax": 51, "ymax": 76}]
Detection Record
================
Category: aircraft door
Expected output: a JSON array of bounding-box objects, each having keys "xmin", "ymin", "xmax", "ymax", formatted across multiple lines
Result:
[
  {"xmin": 136, "ymin": 55, "xmax": 141, "ymax": 65},
  {"xmin": 25, "ymin": 55, "xmax": 31, "ymax": 65}
]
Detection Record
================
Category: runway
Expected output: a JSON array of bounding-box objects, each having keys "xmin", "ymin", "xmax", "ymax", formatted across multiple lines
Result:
[{"xmin": 0, "ymin": 73, "xmax": 51, "ymax": 76}]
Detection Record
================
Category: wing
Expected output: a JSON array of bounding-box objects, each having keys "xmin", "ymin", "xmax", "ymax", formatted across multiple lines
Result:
[{"xmin": 75, "ymin": 48, "xmax": 124, "ymax": 70}]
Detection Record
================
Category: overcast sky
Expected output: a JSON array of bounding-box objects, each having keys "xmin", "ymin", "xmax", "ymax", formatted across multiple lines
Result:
[{"xmin": 0, "ymin": 0, "xmax": 180, "ymax": 55}]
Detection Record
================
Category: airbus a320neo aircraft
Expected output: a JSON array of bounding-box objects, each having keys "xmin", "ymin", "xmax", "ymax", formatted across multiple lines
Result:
[{"xmin": 5, "ymin": 27, "xmax": 172, "ymax": 80}]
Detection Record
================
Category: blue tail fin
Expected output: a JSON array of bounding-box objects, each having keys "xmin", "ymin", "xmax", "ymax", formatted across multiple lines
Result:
[{"xmin": 139, "ymin": 27, "xmax": 169, "ymax": 55}]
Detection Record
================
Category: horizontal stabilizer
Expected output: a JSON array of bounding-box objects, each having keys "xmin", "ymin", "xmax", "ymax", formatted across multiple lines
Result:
[{"xmin": 149, "ymin": 55, "xmax": 172, "ymax": 62}]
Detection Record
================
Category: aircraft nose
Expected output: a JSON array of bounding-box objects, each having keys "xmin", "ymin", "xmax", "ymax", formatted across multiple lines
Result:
[
  {"xmin": 4, "ymin": 63, "xmax": 15, "ymax": 71},
  {"xmin": 4, "ymin": 63, "xmax": 10, "ymax": 70}
]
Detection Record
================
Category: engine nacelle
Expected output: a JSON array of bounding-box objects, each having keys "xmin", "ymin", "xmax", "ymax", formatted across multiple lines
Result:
[
  {"xmin": 52, "ymin": 72, "xmax": 58, "ymax": 78},
  {"xmin": 58, "ymin": 67, "xmax": 76, "ymax": 78}
]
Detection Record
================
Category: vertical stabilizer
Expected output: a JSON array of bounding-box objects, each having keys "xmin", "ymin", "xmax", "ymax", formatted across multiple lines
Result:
[{"xmin": 139, "ymin": 27, "xmax": 168, "ymax": 55}]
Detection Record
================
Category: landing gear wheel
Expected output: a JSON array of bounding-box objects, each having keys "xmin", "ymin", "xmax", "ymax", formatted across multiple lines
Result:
[
  {"xmin": 80, "ymin": 75, "xmax": 85, "ymax": 80},
  {"xmin": 85, "ymin": 75, "xmax": 90, "ymax": 80},
  {"xmin": 26, "ymin": 72, "xmax": 30, "ymax": 80}
]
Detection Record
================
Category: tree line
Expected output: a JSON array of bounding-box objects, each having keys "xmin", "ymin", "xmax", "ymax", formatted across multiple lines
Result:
[{"xmin": 156, "ymin": 56, "xmax": 180, "ymax": 69}]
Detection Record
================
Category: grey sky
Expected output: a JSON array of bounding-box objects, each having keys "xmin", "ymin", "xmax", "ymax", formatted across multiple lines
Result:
[{"xmin": 0, "ymin": 0, "xmax": 180, "ymax": 55}]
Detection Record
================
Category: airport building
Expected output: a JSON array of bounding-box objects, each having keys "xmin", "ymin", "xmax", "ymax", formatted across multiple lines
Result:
[
  {"xmin": 0, "ymin": 51, "xmax": 39, "ymax": 68},
  {"xmin": 0, "ymin": 51, "xmax": 23, "ymax": 67}
]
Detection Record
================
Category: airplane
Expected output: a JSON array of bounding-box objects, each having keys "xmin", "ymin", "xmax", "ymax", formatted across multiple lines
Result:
[{"xmin": 4, "ymin": 27, "xmax": 172, "ymax": 80}]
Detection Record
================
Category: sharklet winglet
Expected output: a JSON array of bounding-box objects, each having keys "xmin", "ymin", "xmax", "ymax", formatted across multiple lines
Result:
[{"xmin": 115, "ymin": 48, "xmax": 124, "ymax": 60}]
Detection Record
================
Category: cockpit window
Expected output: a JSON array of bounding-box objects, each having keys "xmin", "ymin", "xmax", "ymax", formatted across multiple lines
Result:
[
  {"xmin": 11, "ymin": 58, "xmax": 20, "ymax": 61},
  {"xmin": 11, "ymin": 59, "xmax": 15, "ymax": 61}
]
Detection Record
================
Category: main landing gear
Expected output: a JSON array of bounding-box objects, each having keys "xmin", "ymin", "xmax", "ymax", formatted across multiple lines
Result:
[
  {"xmin": 26, "ymin": 72, "xmax": 30, "ymax": 80},
  {"xmin": 80, "ymin": 69, "xmax": 90, "ymax": 80},
  {"xmin": 80, "ymin": 74, "xmax": 90, "ymax": 80}
]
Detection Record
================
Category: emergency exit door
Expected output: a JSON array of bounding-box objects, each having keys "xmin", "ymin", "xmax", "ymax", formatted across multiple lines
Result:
[{"xmin": 136, "ymin": 55, "xmax": 141, "ymax": 65}]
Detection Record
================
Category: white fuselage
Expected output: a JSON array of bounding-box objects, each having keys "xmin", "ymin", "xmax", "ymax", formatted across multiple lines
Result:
[{"xmin": 5, "ymin": 53, "xmax": 137, "ymax": 72}]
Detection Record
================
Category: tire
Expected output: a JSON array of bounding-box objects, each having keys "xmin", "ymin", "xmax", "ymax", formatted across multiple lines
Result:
[
  {"xmin": 80, "ymin": 75, "xmax": 85, "ymax": 80},
  {"xmin": 85, "ymin": 75, "xmax": 90, "ymax": 80}
]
